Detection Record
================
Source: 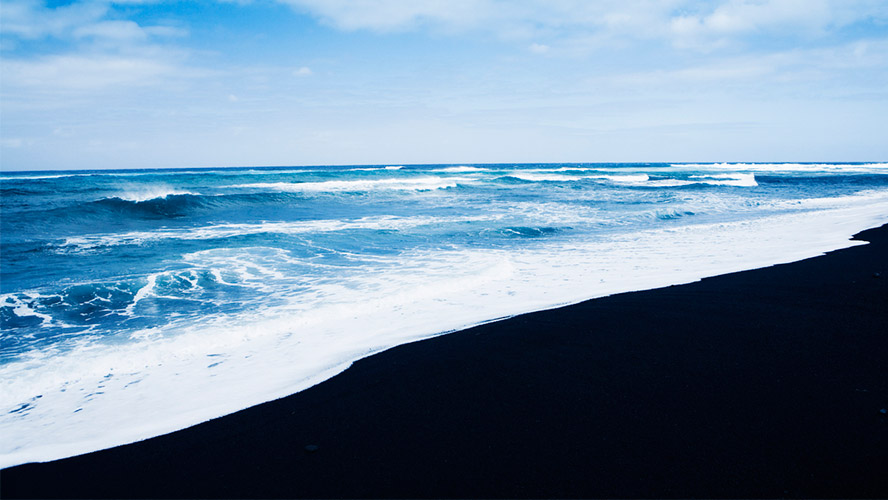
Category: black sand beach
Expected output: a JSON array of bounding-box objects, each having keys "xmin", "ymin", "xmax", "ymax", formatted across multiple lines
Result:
[{"xmin": 3, "ymin": 224, "xmax": 887, "ymax": 498}]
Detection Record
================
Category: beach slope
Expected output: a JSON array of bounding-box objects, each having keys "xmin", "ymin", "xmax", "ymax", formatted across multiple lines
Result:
[{"xmin": 2, "ymin": 225, "xmax": 887, "ymax": 498}]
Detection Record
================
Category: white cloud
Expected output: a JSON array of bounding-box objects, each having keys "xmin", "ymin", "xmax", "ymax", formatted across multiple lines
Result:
[
  {"xmin": 2, "ymin": 0, "xmax": 886, "ymax": 170},
  {"xmin": 73, "ymin": 20, "xmax": 149, "ymax": 41},
  {"xmin": 606, "ymin": 59, "xmax": 775, "ymax": 89},
  {"xmin": 1, "ymin": 138, "xmax": 29, "ymax": 149},
  {"xmin": 278, "ymin": 0, "xmax": 498, "ymax": 33},
  {"xmin": 277, "ymin": 0, "xmax": 888, "ymax": 51},
  {"xmin": 278, "ymin": 0, "xmax": 682, "ymax": 42},
  {"xmin": 669, "ymin": 0, "xmax": 837, "ymax": 49},
  {"xmin": 594, "ymin": 39, "xmax": 888, "ymax": 98},
  {"xmin": 0, "ymin": 0, "xmax": 188, "ymax": 42},
  {"xmin": 2, "ymin": 55, "xmax": 179, "ymax": 90},
  {"xmin": 0, "ymin": 0, "xmax": 108, "ymax": 39},
  {"xmin": 143, "ymin": 25, "xmax": 189, "ymax": 38},
  {"xmin": 0, "ymin": 1, "xmax": 198, "ymax": 99}
]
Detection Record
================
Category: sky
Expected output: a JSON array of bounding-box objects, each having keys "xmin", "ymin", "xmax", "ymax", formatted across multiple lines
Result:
[{"xmin": 1, "ymin": 0, "xmax": 887, "ymax": 170}]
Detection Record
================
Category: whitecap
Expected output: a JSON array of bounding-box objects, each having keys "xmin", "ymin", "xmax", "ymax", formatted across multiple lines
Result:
[{"xmin": 109, "ymin": 186, "xmax": 196, "ymax": 202}]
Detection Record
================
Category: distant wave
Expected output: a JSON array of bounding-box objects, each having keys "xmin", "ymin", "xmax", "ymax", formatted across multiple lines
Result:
[
  {"xmin": 0, "ymin": 168, "xmax": 316, "ymax": 181},
  {"xmin": 613, "ymin": 173, "xmax": 757, "ymax": 188},
  {"xmin": 0, "ymin": 174, "xmax": 83, "ymax": 181},
  {"xmin": 671, "ymin": 162, "xmax": 888, "ymax": 173},
  {"xmin": 499, "ymin": 172, "xmax": 756, "ymax": 187},
  {"xmin": 230, "ymin": 176, "xmax": 471, "ymax": 192},
  {"xmin": 684, "ymin": 173, "xmax": 758, "ymax": 187},
  {"xmin": 344, "ymin": 166, "xmax": 404, "ymax": 172},
  {"xmin": 0, "ymin": 172, "xmax": 195, "ymax": 181},
  {"xmin": 506, "ymin": 172, "xmax": 584, "ymax": 182},
  {"xmin": 434, "ymin": 166, "xmax": 486, "ymax": 173},
  {"xmin": 91, "ymin": 194, "xmax": 207, "ymax": 218},
  {"xmin": 589, "ymin": 174, "xmax": 651, "ymax": 183}
]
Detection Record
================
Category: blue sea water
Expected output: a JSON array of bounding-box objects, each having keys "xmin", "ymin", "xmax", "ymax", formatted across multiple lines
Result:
[{"xmin": 2, "ymin": 162, "xmax": 887, "ymax": 466}]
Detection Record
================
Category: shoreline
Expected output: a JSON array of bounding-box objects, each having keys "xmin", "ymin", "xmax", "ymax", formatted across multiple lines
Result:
[{"xmin": 3, "ymin": 223, "xmax": 887, "ymax": 498}]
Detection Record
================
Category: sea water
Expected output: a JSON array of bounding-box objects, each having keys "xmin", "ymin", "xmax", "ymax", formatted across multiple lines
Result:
[{"xmin": 2, "ymin": 162, "xmax": 887, "ymax": 467}]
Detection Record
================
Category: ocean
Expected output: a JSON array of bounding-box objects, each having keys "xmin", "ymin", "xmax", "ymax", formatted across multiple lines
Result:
[{"xmin": 2, "ymin": 162, "xmax": 887, "ymax": 467}]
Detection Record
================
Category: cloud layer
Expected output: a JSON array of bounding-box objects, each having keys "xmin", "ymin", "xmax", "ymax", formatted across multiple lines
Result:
[
  {"xmin": 282, "ymin": 0, "xmax": 888, "ymax": 50},
  {"xmin": 1, "ymin": 0, "xmax": 886, "ymax": 169}
]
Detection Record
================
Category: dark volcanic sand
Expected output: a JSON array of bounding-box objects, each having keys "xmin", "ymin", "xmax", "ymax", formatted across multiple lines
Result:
[{"xmin": 3, "ymin": 225, "xmax": 887, "ymax": 499}]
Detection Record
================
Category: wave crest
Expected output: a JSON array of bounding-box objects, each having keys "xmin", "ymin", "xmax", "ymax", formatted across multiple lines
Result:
[{"xmin": 110, "ymin": 187, "xmax": 196, "ymax": 202}]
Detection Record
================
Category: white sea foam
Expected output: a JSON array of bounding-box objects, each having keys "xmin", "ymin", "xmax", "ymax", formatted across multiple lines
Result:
[
  {"xmin": 503, "ymin": 171, "xmax": 652, "ymax": 184},
  {"xmin": 590, "ymin": 173, "xmax": 651, "ymax": 183},
  {"xmin": 2, "ymin": 295, "xmax": 54, "ymax": 325},
  {"xmin": 436, "ymin": 166, "xmax": 486, "ymax": 173},
  {"xmin": 3, "ymin": 190, "xmax": 888, "ymax": 468},
  {"xmin": 124, "ymin": 275, "xmax": 157, "ymax": 316},
  {"xmin": 644, "ymin": 173, "xmax": 758, "ymax": 187},
  {"xmin": 507, "ymin": 172, "xmax": 584, "ymax": 182}
]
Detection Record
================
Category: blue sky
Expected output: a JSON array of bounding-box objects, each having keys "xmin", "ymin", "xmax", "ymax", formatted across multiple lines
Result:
[{"xmin": 1, "ymin": 0, "xmax": 887, "ymax": 170}]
